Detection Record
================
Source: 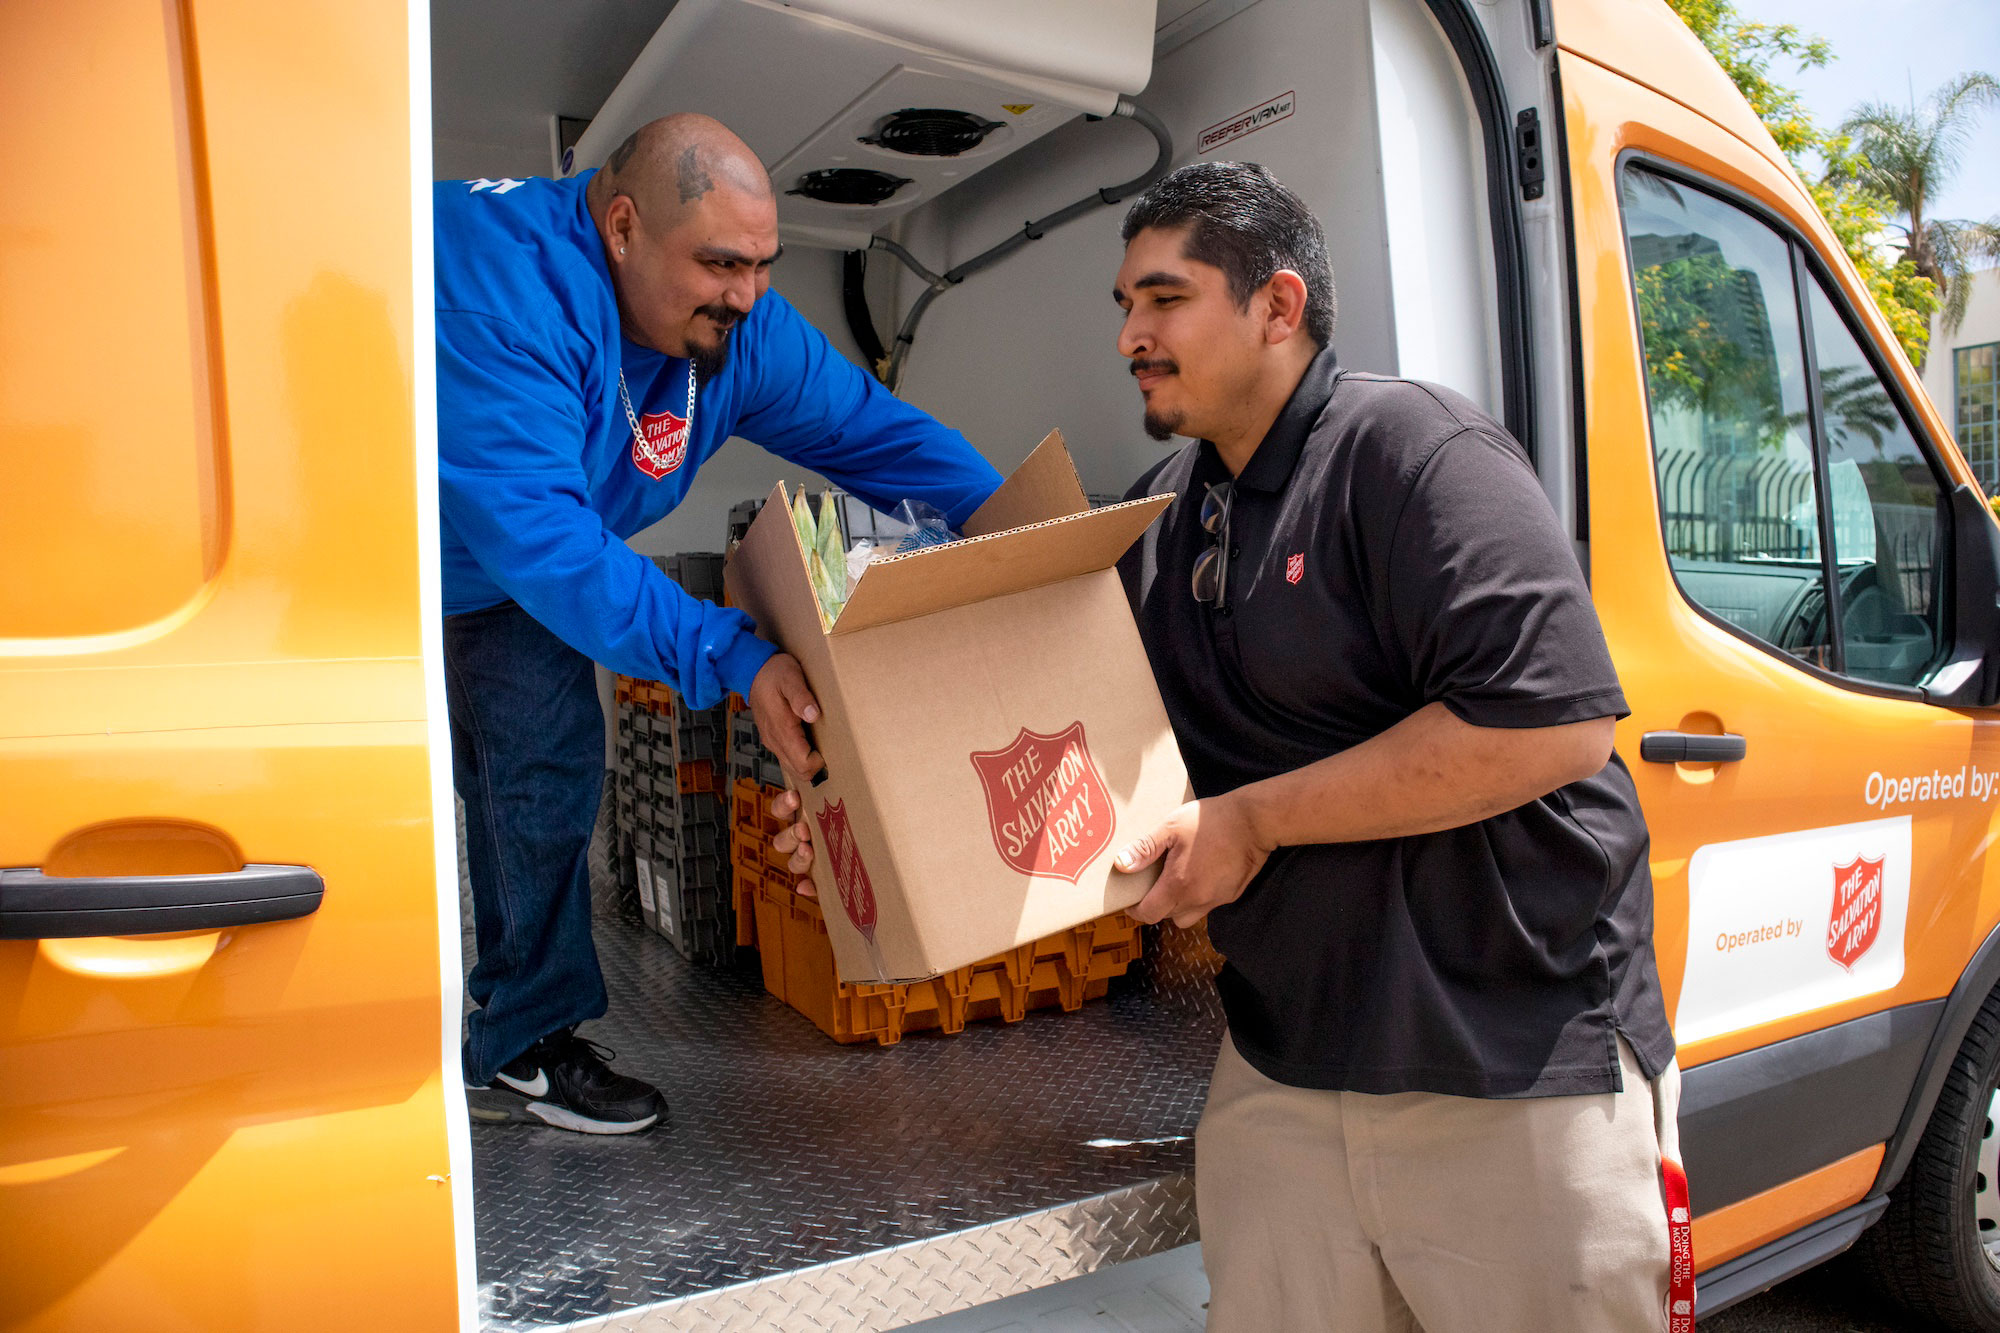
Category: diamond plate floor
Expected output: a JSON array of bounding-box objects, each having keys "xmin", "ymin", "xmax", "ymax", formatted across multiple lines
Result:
[
  {"xmin": 465, "ymin": 901, "xmax": 1224, "ymax": 1330},
  {"xmin": 901, "ymin": 1243, "xmax": 1208, "ymax": 1332}
]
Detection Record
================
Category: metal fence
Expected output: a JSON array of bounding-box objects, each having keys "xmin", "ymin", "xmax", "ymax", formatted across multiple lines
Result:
[
  {"xmin": 1656, "ymin": 448, "xmax": 1817, "ymax": 562},
  {"xmin": 1655, "ymin": 448, "xmax": 1939, "ymax": 616}
]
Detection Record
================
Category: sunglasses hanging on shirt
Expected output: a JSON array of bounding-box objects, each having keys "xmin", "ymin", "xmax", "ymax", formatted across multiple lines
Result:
[{"xmin": 1191, "ymin": 480, "xmax": 1234, "ymax": 610}]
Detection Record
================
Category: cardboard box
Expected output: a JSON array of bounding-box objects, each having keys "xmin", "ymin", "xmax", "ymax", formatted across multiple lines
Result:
[{"xmin": 724, "ymin": 431, "xmax": 1189, "ymax": 983}]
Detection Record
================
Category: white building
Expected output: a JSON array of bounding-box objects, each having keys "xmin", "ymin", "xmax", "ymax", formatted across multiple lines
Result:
[{"xmin": 1921, "ymin": 266, "xmax": 2000, "ymax": 493}]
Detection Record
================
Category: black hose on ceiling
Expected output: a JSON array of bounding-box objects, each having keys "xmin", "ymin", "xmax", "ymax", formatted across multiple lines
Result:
[
  {"xmin": 863, "ymin": 98, "xmax": 1175, "ymax": 394},
  {"xmin": 840, "ymin": 249, "xmax": 888, "ymax": 377}
]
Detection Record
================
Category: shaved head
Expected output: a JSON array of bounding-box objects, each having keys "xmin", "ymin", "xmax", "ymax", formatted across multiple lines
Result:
[
  {"xmin": 586, "ymin": 114, "xmax": 781, "ymax": 364},
  {"xmin": 590, "ymin": 114, "xmax": 773, "ymax": 234}
]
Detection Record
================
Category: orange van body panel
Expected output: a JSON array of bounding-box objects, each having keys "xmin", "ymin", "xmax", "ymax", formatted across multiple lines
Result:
[
  {"xmin": 1551, "ymin": 0, "xmax": 1792, "ymax": 191},
  {"xmin": 1559, "ymin": 35, "xmax": 2000, "ymax": 1272},
  {"xmin": 0, "ymin": 1, "xmax": 222, "ymax": 637},
  {"xmin": 1564, "ymin": 49, "xmax": 2000, "ymax": 1068},
  {"xmin": 0, "ymin": 1, "xmax": 458, "ymax": 1328},
  {"xmin": 1692, "ymin": 1144, "xmax": 1885, "ymax": 1269},
  {"xmin": 1554, "ymin": 1, "xmax": 1961, "ymax": 458}
]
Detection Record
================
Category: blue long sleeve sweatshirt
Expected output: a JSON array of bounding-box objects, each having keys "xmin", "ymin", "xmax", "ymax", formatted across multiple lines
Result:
[{"xmin": 433, "ymin": 172, "xmax": 1002, "ymax": 707}]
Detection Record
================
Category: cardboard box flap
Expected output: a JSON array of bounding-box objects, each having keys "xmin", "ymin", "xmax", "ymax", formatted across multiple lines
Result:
[
  {"xmin": 962, "ymin": 430, "xmax": 1090, "ymax": 537},
  {"xmin": 724, "ymin": 482, "xmax": 839, "ymax": 678},
  {"xmin": 829, "ymin": 493, "xmax": 1172, "ymax": 636}
]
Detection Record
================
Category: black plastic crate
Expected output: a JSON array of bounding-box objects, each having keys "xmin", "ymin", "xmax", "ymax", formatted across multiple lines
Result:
[
  {"xmin": 727, "ymin": 710, "xmax": 787, "ymax": 790},
  {"xmin": 657, "ymin": 551, "xmax": 726, "ymax": 601},
  {"xmin": 726, "ymin": 498, "xmax": 764, "ymax": 550},
  {"xmin": 611, "ymin": 673, "xmax": 739, "ymax": 966},
  {"xmin": 645, "ymin": 843, "xmax": 734, "ymax": 965}
]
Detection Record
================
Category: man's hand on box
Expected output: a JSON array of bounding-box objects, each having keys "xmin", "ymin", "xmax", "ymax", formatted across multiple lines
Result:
[
  {"xmin": 748, "ymin": 652, "xmax": 825, "ymax": 782},
  {"xmin": 769, "ymin": 788, "xmax": 817, "ymax": 899},
  {"xmin": 1115, "ymin": 793, "xmax": 1272, "ymax": 928}
]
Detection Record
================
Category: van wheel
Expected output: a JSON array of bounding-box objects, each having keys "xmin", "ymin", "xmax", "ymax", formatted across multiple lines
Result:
[{"xmin": 1856, "ymin": 987, "xmax": 2000, "ymax": 1330}]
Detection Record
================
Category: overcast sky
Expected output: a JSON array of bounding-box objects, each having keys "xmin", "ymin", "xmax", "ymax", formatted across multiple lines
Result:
[{"xmin": 1731, "ymin": 0, "xmax": 1999, "ymax": 229}]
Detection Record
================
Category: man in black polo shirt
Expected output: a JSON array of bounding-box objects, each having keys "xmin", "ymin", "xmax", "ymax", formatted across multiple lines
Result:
[{"xmin": 1108, "ymin": 162, "xmax": 1683, "ymax": 1331}]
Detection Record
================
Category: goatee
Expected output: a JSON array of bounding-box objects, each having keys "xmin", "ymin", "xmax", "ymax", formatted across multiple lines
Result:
[
  {"xmin": 1131, "ymin": 357, "xmax": 1182, "ymax": 441},
  {"xmin": 1143, "ymin": 407, "xmax": 1182, "ymax": 442},
  {"xmin": 689, "ymin": 304, "xmax": 740, "ymax": 379},
  {"xmin": 690, "ymin": 334, "xmax": 731, "ymax": 381}
]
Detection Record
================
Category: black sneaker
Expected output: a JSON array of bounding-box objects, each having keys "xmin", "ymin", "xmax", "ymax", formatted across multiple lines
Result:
[{"xmin": 475, "ymin": 1028, "xmax": 667, "ymax": 1135}]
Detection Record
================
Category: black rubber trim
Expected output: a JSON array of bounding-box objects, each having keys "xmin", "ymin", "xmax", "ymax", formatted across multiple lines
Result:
[
  {"xmin": 1680, "ymin": 1001, "xmax": 1941, "ymax": 1213},
  {"xmin": 1639, "ymin": 730, "xmax": 1746, "ymax": 763},
  {"xmin": 1550, "ymin": 59, "xmax": 1590, "ymax": 545},
  {"xmin": 1875, "ymin": 919, "xmax": 2000, "ymax": 1196},
  {"xmin": 1423, "ymin": 0, "xmax": 1536, "ymax": 453},
  {"xmin": 0, "ymin": 863, "xmax": 325, "ymax": 938},
  {"xmin": 1695, "ymin": 1196, "xmax": 1889, "ymax": 1314},
  {"xmin": 1791, "ymin": 242, "xmax": 1852, "ymax": 675},
  {"xmin": 1529, "ymin": 0, "xmax": 1555, "ymax": 47}
]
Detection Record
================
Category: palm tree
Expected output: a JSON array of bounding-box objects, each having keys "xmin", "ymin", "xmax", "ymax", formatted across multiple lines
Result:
[{"xmin": 1839, "ymin": 71, "xmax": 2000, "ymax": 347}]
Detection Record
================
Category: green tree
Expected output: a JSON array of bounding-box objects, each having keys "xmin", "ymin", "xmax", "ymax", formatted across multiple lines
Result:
[
  {"xmin": 1665, "ymin": 0, "xmax": 1940, "ymax": 368},
  {"xmin": 1838, "ymin": 72, "xmax": 2000, "ymax": 340},
  {"xmin": 1632, "ymin": 241, "xmax": 1785, "ymax": 447}
]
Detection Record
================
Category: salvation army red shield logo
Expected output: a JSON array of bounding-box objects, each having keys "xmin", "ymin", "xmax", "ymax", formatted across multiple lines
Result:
[
  {"xmin": 1828, "ymin": 854, "xmax": 1885, "ymax": 971},
  {"xmin": 969, "ymin": 722, "xmax": 1115, "ymax": 883},
  {"xmin": 812, "ymin": 799, "xmax": 878, "ymax": 945},
  {"xmin": 632, "ymin": 408, "xmax": 689, "ymax": 479},
  {"xmin": 1285, "ymin": 552, "xmax": 1305, "ymax": 584}
]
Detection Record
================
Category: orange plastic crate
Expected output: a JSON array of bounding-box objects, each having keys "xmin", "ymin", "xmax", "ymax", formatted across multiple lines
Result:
[
  {"xmin": 740, "ymin": 856, "xmax": 1142, "ymax": 1045},
  {"xmin": 730, "ymin": 777, "xmax": 792, "ymax": 877},
  {"xmin": 731, "ymin": 776, "xmax": 784, "ymax": 836},
  {"xmin": 727, "ymin": 771, "xmax": 1143, "ymax": 1044}
]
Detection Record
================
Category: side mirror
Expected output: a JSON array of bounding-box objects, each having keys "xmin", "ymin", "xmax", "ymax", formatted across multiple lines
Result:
[{"xmin": 1923, "ymin": 484, "xmax": 2000, "ymax": 708}]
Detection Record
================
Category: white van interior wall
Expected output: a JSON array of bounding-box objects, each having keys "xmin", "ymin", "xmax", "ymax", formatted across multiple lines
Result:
[
  {"xmin": 432, "ymin": 0, "xmax": 1498, "ymax": 556},
  {"xmin": 1369, "ymin": 0, "xmax": 1503, "ymax": 415},
  {"xmin": 876, "ymin": 0, "xmax": 1480, "ymax": 497}
]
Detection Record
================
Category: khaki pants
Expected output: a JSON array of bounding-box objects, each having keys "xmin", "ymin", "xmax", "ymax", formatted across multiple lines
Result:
[{"xmin": 1196, "ymin": 1034, "xmax": 1682, "ymax": 1333}]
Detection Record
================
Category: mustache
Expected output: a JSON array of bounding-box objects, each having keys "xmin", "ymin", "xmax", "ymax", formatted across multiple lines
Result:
[
  {"xmin": 1129, "ymin": 358, "xmax": 1178, "ymax": 377},
  {"xmin": 697, "ymin": 303, "xmax": 742, "ymax": 330}
]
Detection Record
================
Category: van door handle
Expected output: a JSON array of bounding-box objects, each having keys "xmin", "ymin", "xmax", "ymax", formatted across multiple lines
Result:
[
  {"xmin": 0, "ymin": 864, "xmax": 324, "ymax": 939},
  {"xmin": 1639, "ymin": 731, "xmax": 1748, "ymax": 764}
]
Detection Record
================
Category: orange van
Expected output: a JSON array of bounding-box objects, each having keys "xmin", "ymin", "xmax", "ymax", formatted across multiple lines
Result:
[{"xmin": 8, "ymin": 0, "xmax": 2000, "ymax": 1328}]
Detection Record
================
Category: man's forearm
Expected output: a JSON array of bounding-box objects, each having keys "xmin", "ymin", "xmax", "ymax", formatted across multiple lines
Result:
[{"xmin": 1231, "ymin": 703, "xmax": 1616, "ymax": 851}]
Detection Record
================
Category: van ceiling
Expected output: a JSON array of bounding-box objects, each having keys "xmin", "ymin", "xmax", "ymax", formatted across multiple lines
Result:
[
  {"xmin": 431, "ymin": 0, "xmax": 1220, "ymax": 181},
  {"xmin": 431, "ymin": 0, "xmax": 675, "ymax": 180}
]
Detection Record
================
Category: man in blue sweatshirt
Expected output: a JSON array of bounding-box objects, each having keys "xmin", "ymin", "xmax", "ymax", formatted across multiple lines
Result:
[{"xmin": 437, "ymin": 114, "xmax": 1001, "ymax": 1133}]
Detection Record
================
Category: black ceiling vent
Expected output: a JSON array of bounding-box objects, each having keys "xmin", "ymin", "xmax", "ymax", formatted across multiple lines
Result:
[
  {"xmin": 860, "ymin": 108, "xmax": 1001, "ymax": 157},
  {"xmin": 788, "ymin": 168, "xmax": 911, "ymax": 206}
]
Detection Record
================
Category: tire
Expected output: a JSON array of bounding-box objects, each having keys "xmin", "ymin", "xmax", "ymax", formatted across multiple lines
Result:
[{"xmin": 1856, "ymin": 985, "xmax": 2000, "ymax": 1329}]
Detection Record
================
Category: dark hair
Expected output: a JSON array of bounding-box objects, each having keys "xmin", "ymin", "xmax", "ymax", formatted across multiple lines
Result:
[{"xmin": 1120, "ymin": 161, "xmax": 1336, "ymax": 348}]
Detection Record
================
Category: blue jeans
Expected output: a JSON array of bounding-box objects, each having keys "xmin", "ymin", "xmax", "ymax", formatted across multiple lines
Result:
[{"xmin": 445, "ymin": 600, "xmax": 609, "ymax": 1085}]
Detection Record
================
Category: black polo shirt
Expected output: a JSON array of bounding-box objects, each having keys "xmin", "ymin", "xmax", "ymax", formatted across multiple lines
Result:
[{"xmin": 1119, "ymin": 347, "xmax": 1675, "ymax": 1098}]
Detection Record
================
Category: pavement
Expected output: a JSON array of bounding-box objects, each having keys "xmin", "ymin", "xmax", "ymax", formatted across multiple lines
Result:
[
  {"xmin": 904, "ymin": 1241, "xmax": 1933, "ymax": 1331},
  {"xmin": 1701, "ymin": 1259, "xmax": 1931, "ymax": 1332}
]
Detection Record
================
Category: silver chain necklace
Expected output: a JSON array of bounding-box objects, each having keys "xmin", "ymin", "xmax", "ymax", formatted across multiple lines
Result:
[{"xmin": 618, "ymin": 358, "xmax": 696, "ymax": 453}]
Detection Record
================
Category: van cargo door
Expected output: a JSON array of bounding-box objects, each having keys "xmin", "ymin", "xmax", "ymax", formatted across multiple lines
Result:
[{"xmin": 0, "ymin": 2, "xmax": 464, "ymax": 1328}]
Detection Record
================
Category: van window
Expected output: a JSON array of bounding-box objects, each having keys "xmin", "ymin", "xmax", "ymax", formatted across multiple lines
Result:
[
  {"xmin": 1620, "ymin": 168, "xmax": 1835, "ymax": 670},
  {"xmin": 1804, "ymin": 278, "xmax": 1946, "ymax": 686}
]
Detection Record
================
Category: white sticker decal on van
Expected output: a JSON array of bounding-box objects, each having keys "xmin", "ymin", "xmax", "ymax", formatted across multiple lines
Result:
[
  {"xmin": 1675, "ymin": 816, "xmax": 1911, "ymax": 1044},
  {"xmin": 1199, "ymin": 91, "xmax": 1296, "ymax": 154}
]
